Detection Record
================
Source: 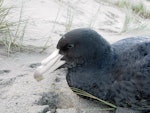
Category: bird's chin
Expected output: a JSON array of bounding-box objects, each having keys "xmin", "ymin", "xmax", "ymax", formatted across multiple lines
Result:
[{"xmin": 33, "ymin": 49, "xmax": 66, "ymax": 81}]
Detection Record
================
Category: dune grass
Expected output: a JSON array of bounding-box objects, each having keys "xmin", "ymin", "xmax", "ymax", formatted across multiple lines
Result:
[
  {"xmin": 114, "ymin": 0, "xmax": 150, "ymax": 33},
  {"xmin": 42, "ymin": 2, "xmax": 74, "ymax": 52},
  {"xmin": 0, "ymin": 0, "xmax": 13, "ymax": 36},
  {"xmin": 65, "ymin": 5, "xmax": 74, "ymax": 32},
  {"xmin": 96, "ymin": 0, "xmax": 150, "ymax": 18},
  {"xmin": 71, "ymin": 87, "xmax": 117, "ymax": 111},
  {"xmin": 115, "ymin": 0, "xmax": 150, "ymax": 18},
  {"xmin": 0, "ymin": 0, "xmax": 27, "ymax": 54},
  {"xmin": 88, "ymin": 6, "xmax": 100, "ymax": 28},
  {"xmin": 95, "ymin": 0, "xmax": 150, "ymax": 33}
]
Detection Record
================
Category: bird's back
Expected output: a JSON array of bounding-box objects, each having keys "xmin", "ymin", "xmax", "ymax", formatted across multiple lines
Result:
[
  {"xmin": 110, "ymin": 36, "xmax": 150, "ymax": 111},
  {"xmin": 112, "ymin": 36, "xmax": 150, "ymax": 54}
]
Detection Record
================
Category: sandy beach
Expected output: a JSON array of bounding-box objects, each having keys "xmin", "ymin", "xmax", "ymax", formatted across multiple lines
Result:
[{"xmin": 0, "ymin": 0, "xmax": 150, "ymax": 113}]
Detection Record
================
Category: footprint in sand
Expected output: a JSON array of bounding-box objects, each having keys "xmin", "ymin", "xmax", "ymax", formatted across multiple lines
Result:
[
  {"xmin": 0, "ymin": 77, "xmax": 16, "ymax": 87},
  {"xmin": 0, "ymin": 70, "xmax": 10, "ymax": 75}
]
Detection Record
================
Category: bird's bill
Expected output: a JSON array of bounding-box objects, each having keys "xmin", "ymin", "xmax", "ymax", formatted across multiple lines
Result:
[{"xmin": 34, "ymin": 49, "xmax": 65, "ymax": 81}]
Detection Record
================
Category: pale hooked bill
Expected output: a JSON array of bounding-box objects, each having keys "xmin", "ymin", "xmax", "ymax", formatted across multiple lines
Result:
[{"xmin": 34, "ymin": 49, "xmax": 65, "ymax": 81}]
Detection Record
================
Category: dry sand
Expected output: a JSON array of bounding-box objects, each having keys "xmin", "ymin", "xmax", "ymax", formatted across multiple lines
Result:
[{"xmin": 0, "ymin": 0, "xmax": 150, "ymax": 113}]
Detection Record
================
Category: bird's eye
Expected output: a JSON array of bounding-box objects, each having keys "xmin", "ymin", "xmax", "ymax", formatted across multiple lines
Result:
[
  {"xmin": 67, "ymin": 44, "xmax": 74, "ymax": 49},
  {"xmin": 61, "ymin": 44, "xmax": 74, "ymax": 51}
]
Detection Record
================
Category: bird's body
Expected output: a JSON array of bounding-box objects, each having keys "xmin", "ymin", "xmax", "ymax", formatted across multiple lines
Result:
[
  {"xmin": 66, "ymin": 36, "xmax": 150, "ymax": 111},
  {"xmin": 34, "ymin": 28, "xmax": 150, "ymax": 113},
  {"xmin": 58, "ymin": 29, "xmax": 150, "ymax": 112}
]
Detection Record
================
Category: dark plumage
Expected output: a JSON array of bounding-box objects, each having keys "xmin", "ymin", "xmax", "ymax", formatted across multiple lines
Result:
[{"xmin": 56, "ymin": 28, "xmax": 150, "ymax": 112}]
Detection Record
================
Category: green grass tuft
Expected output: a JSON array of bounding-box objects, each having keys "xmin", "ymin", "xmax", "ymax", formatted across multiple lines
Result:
[
  {"xmin": 71, "ymin": 87, "xmax": 117, "ymax": 111},
  {"xmin": 0, "ymin": 0, "xmax": 27, "ymax": 54},
  {"xmin": 115, "ymin": 0, "xmax": 150, "ymax": 18},
  {"xmin": 65, "ymin": 5, "xmax": 74, "ymax": 32},
  {"xmin": 95, "ymin": 0, "xmax": 150, "ymax": 33}
]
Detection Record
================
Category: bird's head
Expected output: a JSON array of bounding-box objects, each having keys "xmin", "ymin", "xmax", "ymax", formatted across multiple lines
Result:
[{"xmin": 34, "ymin": 28, "xmax": 111, "ymax": 81}]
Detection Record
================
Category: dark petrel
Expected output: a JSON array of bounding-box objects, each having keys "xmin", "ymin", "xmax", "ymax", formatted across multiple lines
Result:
[{"xmin": 34, "ymin": 28, "xmax": 150, "ymax": 113}]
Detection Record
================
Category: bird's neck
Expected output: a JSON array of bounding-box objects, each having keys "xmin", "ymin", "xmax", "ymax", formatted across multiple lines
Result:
[
  {"xmin": 68, "ymin": 53, "xmax": 115, "ymax": 75},
  {"xmin": 84, "ymin": 46, "xmax": 116, "ymax": 69}
]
